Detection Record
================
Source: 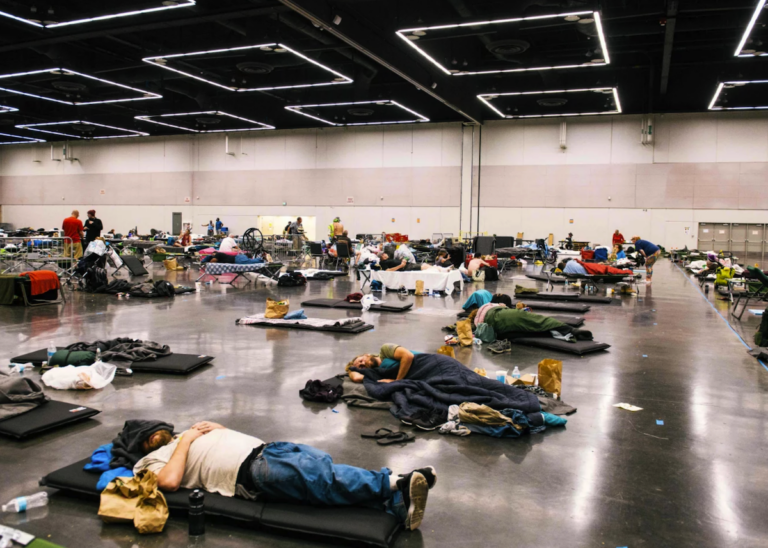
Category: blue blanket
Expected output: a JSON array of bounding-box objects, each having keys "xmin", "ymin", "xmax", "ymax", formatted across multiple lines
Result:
[
  {"xmin": 354, "ymin": 353, "xmax": 540, "ymax": 422},
  {"xmin": 462, "ymin": 290, "xmax": 492, "ymax": 310}
]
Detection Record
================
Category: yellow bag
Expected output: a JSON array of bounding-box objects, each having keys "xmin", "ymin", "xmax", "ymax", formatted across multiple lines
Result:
[
  {"xmin": 163, "ymin": 258, "xmax": 184, "ymax": 271},
  {"xmin": 415, "ymin": 280, "xmax": 426, "ymax": 296},
  {"xmin": 98, "ymin": 470, "xmax": 169, "ymax": 534},
  {"xmin": 456, "ymin": 318, "xmax": 474, "ymax": 347},
  {"xmin": 538, "ymin": 359, "xmax": 562, "ymax": 395},
  {"xmin": 265, "ymin": 298, "xmax": 289, "ymax": 319},
  {"xmin": 473, "ymin": 367, "xmax": 487, "ymax": 377},
  {"xmin": 437, "ymin": 345, "xmax": 455, "ymax": 359}
]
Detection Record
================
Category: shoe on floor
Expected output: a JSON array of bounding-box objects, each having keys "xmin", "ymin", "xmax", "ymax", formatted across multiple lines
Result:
[
  {"xmin": 487, "ymin": 340, "xmax": 511, "ymax": 354},
  {"xmin": 412, "ymin": 409, "xmax": 447, "ymax": 431},
  {"xmin": 397, "ymin": 471, "xmax": 429, "ymax": 530},
  {"xmin": 400, "ymin": 409, "xmax": 427, "ymax": 426}
]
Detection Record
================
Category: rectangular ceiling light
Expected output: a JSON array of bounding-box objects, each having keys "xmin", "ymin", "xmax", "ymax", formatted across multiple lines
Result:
[
  {"xmin": 0, "ymin": 132, "xmax": 46, "ymax": 145},
  {"xmin": 143, "ymin": 43, "xmax": 353, "ymax": 92},
  {"xmin": 709, "ymin": 80, "xmax": 768, "ymax": 110},
  {"xmin": 478, "ymin": 87, "xmax": 622, "ymax": 118},
  {"xmin": 16, "ymin": 121, "xmax": 149, "ymax": 140},
  {"xmin": 285, "ymin": 100, "xmax": 429, "ymax": 126},
  {"xmin": 0, "ymin": 1, "xmax": 195, "ymax": 29},
  {"xmin": 0, "ymin": 68, "xmax": 161, "ymax": 105},
  {"xmin": 0, "ymin": 105, "xmax": 18, "ymax": 113},
  {"xmin": 735, "ymin": 0, "xmax": 767, "ymax": 56},
  {"xmin": 135, "ymin": 111, "xmax": 275, "ymax": 132},
  {"xmin": 396, "ymin": 10, "xmax": 610, "ymax": 76}
]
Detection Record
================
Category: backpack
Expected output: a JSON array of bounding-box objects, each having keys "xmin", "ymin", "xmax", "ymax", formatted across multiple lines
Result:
[
  {"xmin": 153, "ymin": 280, "xmax": 176, "ymax": 297},
  {"xmin": 480, "ymin": 265, "xmax": 499, "ymax": 281},
  {"xmin": 278, "ymin": 272, "xmax": 307, "ymax": 287},
  {"xmin": 81, "ymin": 266, "xmax": 108, "ymax": 293},
  {"xmin": 299, "ymin": 379, "xmax": 344, "ymax": 403}
]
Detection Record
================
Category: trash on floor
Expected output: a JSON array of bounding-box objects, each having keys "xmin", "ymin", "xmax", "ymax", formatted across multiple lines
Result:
[{"xmin": 613, "ymin": 403, "xmax": 643, "ymax": 412}]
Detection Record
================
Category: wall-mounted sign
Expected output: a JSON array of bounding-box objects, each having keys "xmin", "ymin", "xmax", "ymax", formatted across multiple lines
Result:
[
  {"xmin": 391, "ymin": 218, "xmax": 395, "ymax": 223},
  {"xmin": 569, "ymin": 219, "xmax": 574, "ymax": 224},
  {"xmin": 100, "ymin": 189, "xmax": 105, "ymax": 195},
  {"xmin": 184, "ymin": 197, "xmax": 191, "ymax": 203},
  {"xmin": 346, "ymin": 196, "xmax": 354, "ymax": 204},
  {"xmin": 417, "ymin": 218, "xmax": 420, "ymax": 223}
]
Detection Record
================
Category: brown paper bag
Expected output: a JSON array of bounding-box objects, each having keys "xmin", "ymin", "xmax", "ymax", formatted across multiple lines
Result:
[
  {"xmin": 538, "ymin": 359, "xmax": 562, "ymax": 395},
  {"xmin": 437, "ymin": 345, "xmax": 456, "ymax": 359},
  {"xmin": 163, "ymin": 258, "xmax": 184, "ymax": 271},
  {"xmin": 99, "ymin": 476, "xmax": 141, "ymax": 524},
  {"xmin": 134, "ymin": 471, "xmax": 169, "ymax": 534},
  {"xmin": 265, "ymin": 298, "xmax": 289, "ymax": 319},
  {"xmin": 415, "ymin": 280, "xmax": 426, "ymax": 296},
  {"xmin": 456, "ymin": 318, "xmax": 474, "ymax": 347}
]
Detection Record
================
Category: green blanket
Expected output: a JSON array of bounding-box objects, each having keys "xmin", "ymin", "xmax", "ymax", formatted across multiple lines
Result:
[{"xmin": 484, "ymin": 307, "xmax": 566, "ymax": 336}]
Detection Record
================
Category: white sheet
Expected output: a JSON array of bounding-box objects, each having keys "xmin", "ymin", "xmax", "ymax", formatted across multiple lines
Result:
[{"xmin": 372, "ymin": 269, "xmax": 463, "ymax": 294}]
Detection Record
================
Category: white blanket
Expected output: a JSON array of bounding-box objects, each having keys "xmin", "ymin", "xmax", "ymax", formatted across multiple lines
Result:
[
  {"xmin": 237, "ymin": 314, "xmax": 359, "ymax": 328},
  {"xmin": 372, "ymin": 269, "xmax": 463, "ymax": 294}
]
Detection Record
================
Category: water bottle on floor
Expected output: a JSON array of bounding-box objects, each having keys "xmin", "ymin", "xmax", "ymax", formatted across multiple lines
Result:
[
  {"xmin": 47, "ymin": 342, "xmax": 56, "ymax": 364},
  {"xmin": 2, "ymin": 492, "xmax": 48, "ymax": 513},
  {"xmin": 512, "ymin": 366, "xmax": 521, "ymax": 379},
  {"xmin": 188, "ymin": 490, "xmax": 205, "ymax": 536}
]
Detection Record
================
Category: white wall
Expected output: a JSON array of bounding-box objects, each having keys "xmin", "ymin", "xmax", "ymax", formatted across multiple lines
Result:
[{"xmin": 2, "ymin": 112, "xmax": 768, "ymax": 249}]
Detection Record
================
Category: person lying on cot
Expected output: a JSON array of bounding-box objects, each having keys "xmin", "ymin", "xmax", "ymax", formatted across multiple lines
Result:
[
  {"xmin": 347, "ymin": 344, "xmax": 419, "ymax": 383},
  {"xmin": 556, "ymin": 260, "xmax": 588, "ymax": 275},
  {"xmin": 379, "ymin": 253, "xmax": 434, "ymax": 272},
  {"xmin": 202, "ymin": 252, "xmax": 264, "ymax": 265},
  {"xmin": 133, "ymin": 421, "xmax": 434, "ymax": 531},
  {"xmin": 356, "ymin": 243, "xmax": 382, "ymax": 264}
]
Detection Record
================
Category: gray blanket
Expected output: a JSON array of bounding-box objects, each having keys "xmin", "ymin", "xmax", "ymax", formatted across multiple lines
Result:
[
  {"xmin": 0, "ymin": 370, "xmax": 49, "ymax": 421},
  {"xmin": 341, "ymin": 378, "xmax": 391, "ymax": 409},
  {"xmin": 66, "ymin": 338, "xmax": 171, "ymax": 366}
]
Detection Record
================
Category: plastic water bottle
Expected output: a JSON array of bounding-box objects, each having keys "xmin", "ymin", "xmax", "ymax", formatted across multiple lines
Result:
[
  {"xmin": 47, "ymin": 342, "xmax": 56, "ymax": 364},
  {"xmin": 2, "ymin": 492, "xmax": 48, "ymax": 513},
  {"xmin": 96, "ymin": 348, "xmax": 101, "ymax": 361},
  {"xmin": 8, "ymin": 364, "xmax": 28, "ymax": 375},
  {"xmin": 511, "ymin": 366, "xmax": 521, "ymax": 379},
  {"xmin": 188, "ymin": 490, "xmax": 205, "ymax": 536}
]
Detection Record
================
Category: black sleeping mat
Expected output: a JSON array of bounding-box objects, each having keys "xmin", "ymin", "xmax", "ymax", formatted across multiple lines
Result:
[
  {"xmin": 510, "ymin": 301, "xmax": 591, "ymax": 313},
  {"xmin": 510, "ymin": 337, "xmax": 610, "ymax": 355},
  {"xmin": 302, "ymin": 298, "xmax": 412, "ymax": 312},
  {"xmin": 548, "ymin": 316, "xmax": 585, "ymax": 327},
  {"xmin": 0, "ymin": 400, "xmax": 100, "ymax": 439},
  {"xmin": 11, "ymin": 348, "xmax": 213, "ymax": 374},
  {"xmin": 238, "ymin": 319, "xmax": 374, "ymax": 334},
  {"xmin": 41, "ymin": 458, "xmax": 400, "ymax": 548},
  {"xmin": 518, "ymin": 293, "xmax": 616, "ymax": 304}
]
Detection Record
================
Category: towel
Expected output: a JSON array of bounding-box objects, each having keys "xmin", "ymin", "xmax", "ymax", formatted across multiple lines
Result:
[{"xmin": 20, "ymin": 271, "xmax": 60, "ymax": 296}]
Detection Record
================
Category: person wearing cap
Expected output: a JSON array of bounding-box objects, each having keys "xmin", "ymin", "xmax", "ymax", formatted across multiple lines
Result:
[{"xmin": 83, "ymin": 209, "xmax": 103, "ymax": 250}]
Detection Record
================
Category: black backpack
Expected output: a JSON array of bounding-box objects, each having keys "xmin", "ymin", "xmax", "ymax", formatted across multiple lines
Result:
[
  {"xmin": 153, "ymin": 280, "xmax": 176, "ymax": 297},
  {"xmin": 278, "ymin": 272, "xmax": 307, "ymax": 287},
  {"xmin": 480, "ymin": 265, "xmax": 499, "ymax": 281},
  {"xmin": 81, "ymin": 266, "xmax": 108, "ymax": 293},
  {"xmin": 299, "ymin": 379, "xmax": 344, "ymax": 403}
]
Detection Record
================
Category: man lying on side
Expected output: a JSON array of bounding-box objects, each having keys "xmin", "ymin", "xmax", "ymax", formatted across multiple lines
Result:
[{"xmin": 134, "ymin": 421, "xmax": 435, "ymax": 531}]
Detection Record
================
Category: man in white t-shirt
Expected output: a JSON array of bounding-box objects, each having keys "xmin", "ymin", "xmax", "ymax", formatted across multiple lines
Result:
[
  {"xmin": 218, "ymin": 236, "xmax": 239, "ymax": 253},
  {"xmin": 133, "ymin": 421, "xmax": 435, "ymax": 531}
]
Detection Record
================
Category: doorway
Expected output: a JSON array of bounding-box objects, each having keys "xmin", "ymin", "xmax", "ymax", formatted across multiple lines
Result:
[{"xmin": 172, "ymin": 212, "xmax": 182, "ymax": 236}]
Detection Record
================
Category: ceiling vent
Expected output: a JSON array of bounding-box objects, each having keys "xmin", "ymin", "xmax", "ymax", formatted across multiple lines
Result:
[
  {"xmin": 51, "ymin": 81, "xmax": 87, "ymax": 92},
  {"xmin": 347, "ymin": 108, "xmax": 375, "ymax": 117},
  {"xmin": 486, "ymin": 39, "xmax": 530, "ymax": 57},
  {"xmin": 536, "ymin": 97, "xmax": 568, "ymax": 107},
  {"xmin": 236, "ymin": 62, "xmax": 273, "ymax": 75},
  {"xmin": 195, "ymin": 117, "xmax": 221, "ymax": 125}
]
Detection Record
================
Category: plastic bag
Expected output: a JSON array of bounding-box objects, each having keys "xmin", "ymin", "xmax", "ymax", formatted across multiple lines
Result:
[
  {"xmin": 361, "ymin": 294, "xmax": 383, "ymax": 312},
  {"xmin": 84, "ymin": 240, "xmax": 107, "ymax": 257},
  {"xmin": 41, "ymin": 361, "xmax": 117, "ymax": 390},
  {"xmin": 538, "ymin": 359, "xmax": 562, "ymax": 396}
]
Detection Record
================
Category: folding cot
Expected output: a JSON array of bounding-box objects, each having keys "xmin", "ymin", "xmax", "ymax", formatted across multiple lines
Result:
[{"xmin": 197, "ymin": 262, "xmax": 283, "ymax": 285}]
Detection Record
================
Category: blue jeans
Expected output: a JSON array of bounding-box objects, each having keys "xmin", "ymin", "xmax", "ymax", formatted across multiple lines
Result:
[
  {"xmin": 250, "ymin": 442, "xmax": 406, "ymax": 522},
  {"xmin": 235, "ymin": 255, "xmax": 265, "ymax": 265}
]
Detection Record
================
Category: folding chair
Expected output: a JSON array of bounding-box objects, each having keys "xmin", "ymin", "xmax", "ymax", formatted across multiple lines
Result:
[
  {"xmin": 332, "ymin": 241, "xmax": 352, "ymax": 271},
  {"xmin": 731, "ymin": 266, "xmax": 768, "ymax": 320},
  {"xmin": 309, "ymin": 242, "xmax": 326, "ymax": 270}
]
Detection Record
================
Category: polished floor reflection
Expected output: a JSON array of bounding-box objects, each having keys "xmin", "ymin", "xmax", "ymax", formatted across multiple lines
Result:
[{"xmin": 1, "ymin": 260, "xmax": 767, "ymax": 548}]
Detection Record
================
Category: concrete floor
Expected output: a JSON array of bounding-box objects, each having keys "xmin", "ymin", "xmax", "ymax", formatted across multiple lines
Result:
[{"xmin": 1, "ymin": 259, "xmax": 767, "ymax": 548}]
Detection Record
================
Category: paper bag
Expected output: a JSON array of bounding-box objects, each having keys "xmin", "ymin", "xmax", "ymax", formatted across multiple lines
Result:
[
  {"xmin": 437, "ymin": 345, "xmax": 456, "ymax": 358},
  {"xmin": 415, "ymin": 280, "xmax": 426, "ymax": 296},
  {"xmin": 456, "ymin": 318, "xmax": 474, "ymax": 347},
  {"xmin": 538, "ymin": 359, "xmax": 562, "ymax": 395},
  {"xmin": 265, "ymin": 298, "xmax": 289, "ymax": 319},
  {"xmin": 134, "ymin": 471, "xmax": 169, "ymax": 534}
]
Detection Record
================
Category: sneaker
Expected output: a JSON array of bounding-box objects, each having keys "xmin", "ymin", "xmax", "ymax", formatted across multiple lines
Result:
[
  {"xmin": 488, "ymin": 340, "xmax": 511, "ymax": 354},
  {"xmin": 400, "ymin": 466, "xmax": 437, "ymax": 489},
  {"xmin": 412, "ymin": 409, "xmax": 447, "ymax": 431},
  {"xmin": 398, "ymin": 286, "xmax": 409, "ymax": 295},
  {"xmin": 400, "ymin": 409, "xmax": 427, "ymax": 426},
  {"xmin": 397, "ymin": 471, "xmax": 429, "ymax": 531}
]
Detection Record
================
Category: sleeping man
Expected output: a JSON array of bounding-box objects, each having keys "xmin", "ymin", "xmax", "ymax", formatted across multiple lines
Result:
[
  {"xmin": 347, "ymin": 343, "xmax": 419, "ymax": 383},
  {"xmin": 133, "ymin": 421, "xmax": 435, "ymax": 531}
]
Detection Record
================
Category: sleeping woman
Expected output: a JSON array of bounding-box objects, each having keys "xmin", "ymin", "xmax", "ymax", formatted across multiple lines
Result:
[{"xmin": 346, "ymin": 343, "xmax": 419, "ymax": 383}]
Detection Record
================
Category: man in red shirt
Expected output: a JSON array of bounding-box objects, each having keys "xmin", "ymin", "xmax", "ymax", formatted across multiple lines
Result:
[{"xmin": 62, "ymin": 210, "xmax": 85, "ymax": 259}]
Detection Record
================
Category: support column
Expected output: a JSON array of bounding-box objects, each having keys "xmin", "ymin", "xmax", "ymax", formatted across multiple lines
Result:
[{"xmin": 460, "ymin": 124, "xmax": 481, "ymax": 237}]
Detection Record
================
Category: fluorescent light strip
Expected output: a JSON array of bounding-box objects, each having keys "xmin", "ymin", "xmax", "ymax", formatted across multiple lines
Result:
[
  {"xmin": 0, "ymin": 1, "xmax": 195, "ymax": 29},
  {"xmin": 734, "ymin": 0, "xmax": 767, "ymax": 56},
  {"xmin": 135, "ymin": 111, "xmax": 274, "ymax": 133},
  {"xmin": 395, "ymin": 10, "xmax": 610, "ymax": 76},
  {"xmin": 708, "ymin": 80, "xmax": 768, "ymax": 110},
  {"xmin": 17, "ymin": 121, "xmax": 149, "ymax": 140},
  {"xmin": 0, "ymin": 132, "xmax": 46, "ymax": 145},
  {"xmin": 0, "ymin": 104, "xmax": 19, "ymax": 113},
  {"xmin": 477, "ymin": 87, "xmax": 621, "ymax": 118},
  {"xmin": 285, "ymin": 100, "xmax": 429, "ymax": 126},
  {"xmin": 144, "ymin": 43, "xmax": 352, "ymax": 92},
  {"xmin": 0, "ymin": 68, "xmax": 161, "ymax": 105}
]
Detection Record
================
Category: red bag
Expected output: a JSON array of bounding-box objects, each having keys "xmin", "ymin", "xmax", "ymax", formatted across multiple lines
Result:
[{"xmin": 580, "ymin": 249, "xmax": 595, "ymax": 261}]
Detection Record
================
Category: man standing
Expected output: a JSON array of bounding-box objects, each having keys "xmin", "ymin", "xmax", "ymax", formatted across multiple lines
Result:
[
  {"xmin": 215, "ymin": 217, "xmax": 223, "ymax": 235},
  {"xmin": 631, "ymin": 236, "xmax": 661, "ymax": 284},
  {"xmin": 83, "ymin": 209, "xmax": 103, "ymax": 250},
  {"xmin": 62, "ymin": 210, "xmax": 85, "ymax": 259},
  {"xmin": 289, "ymin": 217, "xmax": 306, "ymax": 251}
]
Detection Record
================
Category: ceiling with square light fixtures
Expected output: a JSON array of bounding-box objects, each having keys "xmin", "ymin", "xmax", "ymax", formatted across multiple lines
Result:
[{"xmin": 0, "ymin": 0, "xmax": 765, "ymax": 144}]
